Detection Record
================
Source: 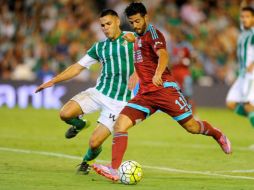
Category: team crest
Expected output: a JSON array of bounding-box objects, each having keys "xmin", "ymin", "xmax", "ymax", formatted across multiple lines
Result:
[{"xmin": 121, "ymin": 40, "xmax": 128, "ymax": 46}]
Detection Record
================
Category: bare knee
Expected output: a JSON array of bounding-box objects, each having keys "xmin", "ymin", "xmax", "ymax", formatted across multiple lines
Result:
[
  {"xmin": 59, "ymin": 101, "xmax": 83, "ymax": 121},
  {"xmin": 113, "ymin": 114, "xmax": 133, "ymax": 133},
  {"xmin": 59, "ymin": 109, "xmax": 72, "ymax": 121},
  {"xmin": 244, "ymin": 103, "xmax": 254, "ymax": 113},
  {"xmin": 114, "ymin": 119, "xmax": 123, "ymax": 132},
  {"xmin": 181, "ymin": 119, "xmax": 200, "ymax": 134},
  {"xmin": 184, "ymin": 124, "xmax": 199, "ymax": 134},
  {"xmin": 226, "ymin": 102, "xmax": 237, "ymax": 110}
]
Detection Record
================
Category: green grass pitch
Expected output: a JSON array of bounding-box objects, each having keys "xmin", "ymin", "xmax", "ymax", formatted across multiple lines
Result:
[{"xmin": 1, "ymin": 107, "xmax": 254, "ymax": 190}]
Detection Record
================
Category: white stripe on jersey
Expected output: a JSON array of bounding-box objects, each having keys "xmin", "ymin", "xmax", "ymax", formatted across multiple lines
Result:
[
  {"xmin": 114, "ymin": 39, "xmax": 122, "ymax": 99},
  {"xmin": 106, "ymin": 42, "xmax": 114, "ymax": 96},
  {"xmin": 99, "ymin": 41, "xmax": 108, "ymax": 93},
  {"xmin": 123, "ymin": 40, "xmax": 130, "ymax": 102}
]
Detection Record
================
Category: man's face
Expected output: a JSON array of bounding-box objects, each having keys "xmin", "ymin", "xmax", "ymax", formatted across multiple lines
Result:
[
  {"xmin": 241, "ymin": 11, "xmax": 254, "ymax": 29},
  {"xmin": 100, "ymin": 15, "xmax": 120, "ymax": 39},
  {"xmin": 127, "ymin": 13, "xmax": 148, "ymax": 35}
]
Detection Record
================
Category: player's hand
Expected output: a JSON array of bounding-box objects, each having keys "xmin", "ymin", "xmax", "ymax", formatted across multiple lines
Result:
[
  {"xmin": 152, "ymin": 74, "xmax": 163, "ymax": 87},
  {"xmin": 123, "ymin": 33, "xmax": 136, "ymax": 43},
  {"xmin": 128, "ymin": 72, "xmax": 139, "ymax": 90},
  {"xmin": 35, "ymin": 81, "xmax": 54, "ymax": 93}
]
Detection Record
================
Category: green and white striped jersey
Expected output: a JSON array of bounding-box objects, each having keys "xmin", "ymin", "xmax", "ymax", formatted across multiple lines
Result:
[
  {"xmin": 85, "ymin": 32, "xmax": 134, "ymax": 102},
  {"xmin": 237, "ymin": 27, "xmax": 254, "ymax": 76}
]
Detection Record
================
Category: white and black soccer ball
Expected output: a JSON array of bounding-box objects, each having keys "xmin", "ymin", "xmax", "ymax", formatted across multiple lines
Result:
[{"xmin": 118, "ymin": 160, "xmax": 143, "ymax": 185}]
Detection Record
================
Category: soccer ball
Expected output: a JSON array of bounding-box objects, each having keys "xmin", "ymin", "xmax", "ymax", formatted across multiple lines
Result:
[{"xmin": 118, "ymin": 160, "xmax": 143, "ymax": 185}]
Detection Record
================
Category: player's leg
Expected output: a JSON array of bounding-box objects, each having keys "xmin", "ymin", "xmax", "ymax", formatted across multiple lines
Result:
[
  {"xmin": 180, "ymin": 117, "xmax": 231, "ymax": 154},
  {"xmin": 110, "ymin": 99, "xmax": 155, "ymax": 169},
  {"xmin": 60, "ymin": 88, "xmax": 100, "ymax": 138},
  {"xmin": 92, "ymin": 98, "xmax": 153, "ymax": 180},
  {"xmin": 244, "ymin": 103, "xmax": 254, "ymax": 127},
  {"xmin": 111, "ymin": 113, "xmax": 134, "ymax": 169},
  {"xmin": 77, "ymin": 123, "xmax": 111, "ymax": 174},
  {"xmin": 226, "ymin": 101, "xmax": 247, "ymax": 116},
  {"xmin": 242, "ymin": 76, "xmax": 254, "ymax": 127},
  {"xmin": 92, "ymin": 113, "xmax": 134, "ymax": 180},
  {"xmin": 158, "ymin": 84, "xmax": 231, "ymax": 154},
  {"xmin": 226, "ymin": 77, "xmax": 247, "ymax": 116},
  {"xmin": 60, "ymin": 100, "xmax": 90, "ymax": 138}
]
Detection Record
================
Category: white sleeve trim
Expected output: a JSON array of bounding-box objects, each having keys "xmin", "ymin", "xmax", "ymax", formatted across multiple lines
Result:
[{"xmin": 78, "ymin": 54, "xmax": 98, "ymax": 69}]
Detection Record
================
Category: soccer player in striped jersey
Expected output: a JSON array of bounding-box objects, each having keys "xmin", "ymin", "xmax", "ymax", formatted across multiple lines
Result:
[
  {"xmin": 35, "ymin": 9, "xmax": 138, "ymax": 174},
  {"xmin": 226, "ymin": 6, "xmax": 254, "ymax": 127},
  {"xmin": 92, "ymin": 2, "xmax": 232, "ymax": 181}
]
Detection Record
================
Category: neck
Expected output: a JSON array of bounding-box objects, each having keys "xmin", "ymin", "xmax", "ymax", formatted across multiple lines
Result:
[
  {"xmin": 139, "ymin": 23, "xmax": 149, "ymax": 36},
  {"xmin": 110, "ymin": 29, "xmax": 122, "ymax": 41}
]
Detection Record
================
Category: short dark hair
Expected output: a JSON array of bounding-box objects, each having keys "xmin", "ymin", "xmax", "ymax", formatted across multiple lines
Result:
[
  {"xmin": 100, "ymin": 9, "xmax": 119, "ymax": 18},
  {"xmin": 241, "ymin": 6, "xmax": 254, "ymax": 15},
  {"xmin": 125, "ymin": 2, "xmax": 147, "ymax": 17}
]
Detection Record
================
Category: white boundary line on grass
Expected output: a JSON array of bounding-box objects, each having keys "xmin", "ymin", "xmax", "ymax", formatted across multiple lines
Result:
[{"xmin": 0, "ymin": 146, "xmax": 254, "ymax": 180}]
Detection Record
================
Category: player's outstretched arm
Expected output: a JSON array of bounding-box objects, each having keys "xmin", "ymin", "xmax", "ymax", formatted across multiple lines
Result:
[
  {"xmin": 35, "ymin": 63, "xmax": 85, "ymax": 93},
  {"xmin": 152, "ymin": 49, "xmax": 169, "ymax": 86}
]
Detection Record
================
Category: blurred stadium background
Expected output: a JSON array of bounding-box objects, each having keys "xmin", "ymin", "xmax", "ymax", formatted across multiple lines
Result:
[
  {"xmin": 0, "ymin": 0, "xmax": 250, "ymax": 108},
  {"xmin": 1, "ymin": 1, "xmax": 254, "ymax": 190}
]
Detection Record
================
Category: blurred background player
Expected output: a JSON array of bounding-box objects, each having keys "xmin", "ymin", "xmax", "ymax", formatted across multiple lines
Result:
[
  {"xmin": 170, "ymin": 34, "xmax": 195, "ymax": 113},
  {"xmin": 35, "ymin": 9, "xmax": 137, "ymax": 174},
  {"xmin": 92, "ymin": 2, "xmax": 232, "ymax": 181},
  {"xmin": 226, "ymin": 5, "xmax": 254, "ymax": 128}
]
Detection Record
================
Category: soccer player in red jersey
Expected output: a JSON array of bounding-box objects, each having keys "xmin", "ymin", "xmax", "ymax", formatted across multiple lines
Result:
[{"xmin": 92, "ymin": 2, "xmax": 232, "ymax": 181}]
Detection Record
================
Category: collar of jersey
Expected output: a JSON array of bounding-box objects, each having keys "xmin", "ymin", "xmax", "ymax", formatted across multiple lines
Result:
[
  {"xmin": 135, "ymin": 24, "xmax": 152, "ymax": 37},
  {"xmin": 241, "ymin": 26, "xmax": 254, "ymax": 33}
]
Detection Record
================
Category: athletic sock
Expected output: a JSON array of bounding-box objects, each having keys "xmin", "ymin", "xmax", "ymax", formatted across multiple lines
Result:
[
  {"xmin": 198, "ymin": 120, "xmax": 222, "ymax": 140},
  {"xmin": 112, "ymin": 132, "xmax": 128, "ymax": 169},
  {"xmin": 234, "ymin": 103, "xmax": 247, "ymax": 117},
  {"xmin": 83, "ymin": 146, "xmax": 102, "ymax": 162},
  {"xmin": 248, "ymin": 112, "xmax": 254, "ymax": 127},
  {"xmin": 65, "ymin": 117, "xmax": 87, "ymax": 130}
]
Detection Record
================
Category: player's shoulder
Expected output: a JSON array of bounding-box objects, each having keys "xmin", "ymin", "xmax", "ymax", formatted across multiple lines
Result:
[
  {"xmin": 147, "ymin": 24, "xmax": 164, "ymax": 40},
  {"xmin": 94, "ymin": 38, "xmax": 108, "ymax": 46}
]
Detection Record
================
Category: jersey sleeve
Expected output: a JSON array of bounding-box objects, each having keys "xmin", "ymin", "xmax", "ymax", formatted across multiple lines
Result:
[
  {"xmin": 78, "ymin": 54, "xmax": 98, "ymax": 69},
  {"xmin": 87, "ymin": 43, "xmax": 99, "ymax": 60},
  {"xmin": 149, "ymin": 29, "xmax": 167, "ymax": 53}
]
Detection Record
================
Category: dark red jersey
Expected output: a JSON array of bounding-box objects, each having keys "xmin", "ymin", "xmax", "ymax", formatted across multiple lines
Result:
[{"xmin": 134, "ymin": 24, "xmax": 174, "ymax": 94}]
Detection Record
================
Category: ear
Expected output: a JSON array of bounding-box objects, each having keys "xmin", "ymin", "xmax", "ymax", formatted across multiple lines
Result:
[
  {"xmin": 116, "ymin": 17, "xmax": 120, "ymax": 26},
  {"xmin": 144, "ymin": 15, "xmax": 148, "ymax": 23}
]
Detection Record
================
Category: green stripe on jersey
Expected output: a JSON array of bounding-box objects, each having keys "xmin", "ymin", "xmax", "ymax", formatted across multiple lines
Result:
[
  {"xmin": 87, "ymin": 32, "xmax": 134, "ymax": 101},
  {"xmin": 237, "ymin": 29, "xmax": 254, "ymax": 75}
]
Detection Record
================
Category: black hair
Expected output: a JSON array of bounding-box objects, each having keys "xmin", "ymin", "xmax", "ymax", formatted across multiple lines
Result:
[
  {"xmin": 100, "ymin": 9, "xmax": 119, "ymax": 18},
  {"xmin": 125, "ymin": 2, "xmax": 147, "ymax": 17},
  {"xmin": 242, "ymin": 6, "xmax": 254, "ymax": 15}
]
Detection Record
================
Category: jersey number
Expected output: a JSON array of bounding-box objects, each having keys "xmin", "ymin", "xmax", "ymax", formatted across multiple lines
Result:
[
  {"xmin": 109, "ymin": 113, "xmax": 116, "ymax": 122},
  {"xmin": 175, "ymin": 97, "xmax": 188, "ymax": 110}
]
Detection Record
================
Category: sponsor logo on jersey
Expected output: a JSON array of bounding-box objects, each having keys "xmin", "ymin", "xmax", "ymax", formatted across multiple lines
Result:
[{"xmin": 154, "ymin": 41, "xmax": 163, "ymax": 48}]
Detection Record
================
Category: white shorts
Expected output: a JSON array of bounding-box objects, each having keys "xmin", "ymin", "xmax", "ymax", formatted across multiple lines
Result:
[
  {"xmin": 71, "ymin": 88, "xmax": 127, "ymax": 133},
  {"xmin": 226, "ymin": 74, "xmax": 254, "ymax": 105}
]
